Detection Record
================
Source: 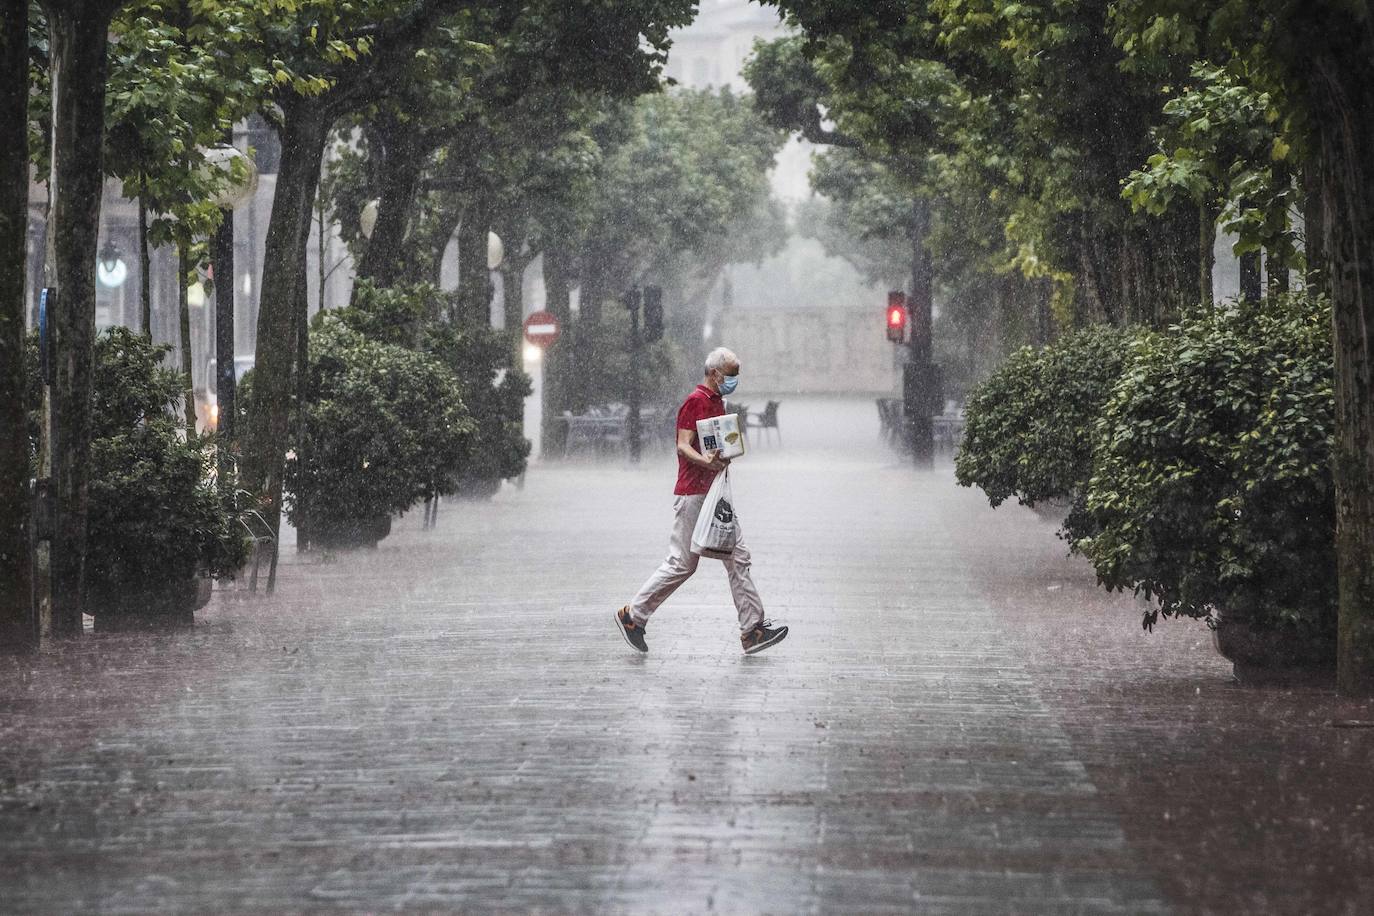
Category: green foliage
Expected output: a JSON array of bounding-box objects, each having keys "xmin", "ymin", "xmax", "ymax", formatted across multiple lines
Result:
[
  {"xmin": 76, "ymin": 329, "xmax": 248, "ymax": 611},
  {"xmin": 320, "ymin": 0, "xmax": 699, "ymax": 293},
  {"xmin": 284, "ymin": 312, "xmax": 473, "ymax": 536},
  {"xmin": 333, "ymin": 280, "xmax": 429, "ymax": 348},
  {"xmin": 584, "ymin": 88, "xmax": 788, "ymax": 290},
  {"xmin": 956, "ymin": 326, "xmax": 1142, "ymax": 523},
  {"xmin": 328, "ymin": 281, "xmax": 531, "ymax": 490},
  {"xmin": 1122, "ymin": 62, "xmax": 1298, "ymax": 264},
  {"xmin": 424, "ymin": 324, "xmax": 532, "ymax": 488},
  {"xmin": 742, "ymin": 34, "xmax": 849, "ymax": 146},
  {"xmin": 756, "ymin": 1, "xmax": 1206, "ymax": 328},
  {"xmin": 106, "ymin": 3, "xmax": 271, "ymax": 247},
  {"xmin": 24, "ymin": 3, "xmax": 275, "ymax": 251},
  {"xmin": 1077, "ymin": 293, "xmax": 1336, "ymax": 635},
  {"xmin": 801, "ymin": 150, "xmax": 918, "ymax": 289}
]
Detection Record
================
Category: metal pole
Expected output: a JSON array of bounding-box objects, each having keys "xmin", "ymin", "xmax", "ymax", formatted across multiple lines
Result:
[
  {"xmin": 629, "ymin": 296, "xmax": 642, "ymax": 463},
  {"xmin": 907, "ymin": 198, "xmax": 936, "ymax": 467},
  {"xmin": 213, "ymin": 211, "xmax": 234, "ymax": 441}
]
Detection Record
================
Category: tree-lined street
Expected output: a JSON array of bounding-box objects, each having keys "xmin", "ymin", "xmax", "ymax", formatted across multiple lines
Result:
[
  {"xmin": 2, "ymin": 400, "xmax": 1370, "ymax": 913},
  {"xmin": 5, "ymin": 2, "xmax": 1374, "ymax": 910}
]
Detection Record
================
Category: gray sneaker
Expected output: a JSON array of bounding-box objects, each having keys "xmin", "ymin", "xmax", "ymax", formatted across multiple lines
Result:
[
  {"xmin": 615, "ymin": 606, "xmax": 648, "ymax": 653},
  {"xmin": 741, "ymin": 620, "xmax": 788, "ymax": 655}
]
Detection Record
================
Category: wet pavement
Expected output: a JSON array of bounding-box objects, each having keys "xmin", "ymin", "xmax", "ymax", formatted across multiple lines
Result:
[{"xmin": 1, "ymin": 397, "xmax": 1372, "ymax": 914}]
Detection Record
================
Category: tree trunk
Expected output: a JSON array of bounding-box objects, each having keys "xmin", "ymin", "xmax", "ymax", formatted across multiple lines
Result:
[
  {"xmin": 178, "ymin": 244, "xmax": 195, "ymax": 430},
  {"xmin": 1199, "ymin": 203, "xmax": 1218, "ymax": 306},
  {"xmin": 1122, "ymin": 228, "xmax": 1147, "ymax": 325},
  {"xmin": 573, "ymin": 256, "xmax": 609, "ymax": 413},
  {"xmin": 1312, "ymin": 53, "xmax": 1374, "ymax": 695},
  {"xmin": 1079, "ymin": 234, "xmax": 1116, "ymax": 326},
  {"xmin": 241, "ymin": 101, "xmax": 329, "ymax": 541},
  {"xmin": 1147, "ymin": 203, "xmax": 1203, "ymax": 324},
  {"xmin": 541, "ymin": 244, "xmax": 573, "ymax": 457},
  {"xmin": 423, "ymin": 204, "xmax": 463, "ymax": 289},
  {"xmin": 494, "ymin": 212, "xmax": 532, "ymax": 362},
  {"xmin": 1302, "ymin": 162, "xmax": 1327, "ymax": 295},
  {"xmin": 1268, "ymin": 161, "xmax": 1293, "ymax": 296},
  {"xmin": 44, "ymin": 2, "xmax": 117, "ymax": 635},
  {"xmin": 1266, "ymin": 249, "xmax": 1290, "ymax": 295},
  {"xmin": 909, "ymin": 198, "xmax": 934, "ymax": 365},
  {"xmin": 493, "ymin": 209, "xmax": 528, "ymax": 328},
  {"xmin": 455, "ymin": 196, "xmax": 493, "ymax": 326},
  {"xmin": 138, "ymin": 193, "xmax": 151, "ymax": 335},
  {"xmin": 501, "ymin": 253, "xmax": 527, "ymax": 332},
  {"xmin": 212, "ymin": 203, "xmax": 235, "ymax": 444},
  {"xmin": 500, "ymin": 250, "xmax": 533, "ymax": 366},
  {"xmin": 316, "ymin": 189, "xmax": 327, "ymax": 313},
  {"xmin": 0, "ymin": 0, "xmax": 34, "ymax": 652},
  {"xmin": 293, "ymin": 253, "xmax": 310, "ymax": 552},
  {"xmin": 353, "ymin": 121, "xmax": 423, "ymax": 290},
  {"xmin": 579, "ymin": 256, "xmax": 607, "ymax": 326},
  {"xmin": 1239, "ymin": 250, "xmax": 1262, "ymax": 303}
]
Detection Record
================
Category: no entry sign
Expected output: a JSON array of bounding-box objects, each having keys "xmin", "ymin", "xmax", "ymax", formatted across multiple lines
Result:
[{"xmin": 523, "ymin": 310, "xmax": 560, "ymax": 347}]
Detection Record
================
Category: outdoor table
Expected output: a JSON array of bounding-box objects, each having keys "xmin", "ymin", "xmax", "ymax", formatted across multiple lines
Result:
[
  {"xmin": 562, "ymin": 413, "xmax": 627, "ymax": 457},
  {"xmin": 561, "ymin": 407, "xmax": 667, "ymax": 458}
]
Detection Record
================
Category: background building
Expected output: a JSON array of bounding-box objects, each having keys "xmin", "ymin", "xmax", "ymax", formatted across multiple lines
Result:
[{"xmin": 664, "ymin": 0, "xmax": 900, "ymax": 397}]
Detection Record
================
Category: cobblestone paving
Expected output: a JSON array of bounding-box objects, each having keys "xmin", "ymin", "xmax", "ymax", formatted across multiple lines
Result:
[{"xmin": 2, "ymin": 398, "xmax": 1371, "ymax": 914}]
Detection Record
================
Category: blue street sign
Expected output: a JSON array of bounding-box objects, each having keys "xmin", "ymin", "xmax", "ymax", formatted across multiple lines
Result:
[{"xmin": 38, "ymin": 287, "xmax": 55, "ymax": 386}]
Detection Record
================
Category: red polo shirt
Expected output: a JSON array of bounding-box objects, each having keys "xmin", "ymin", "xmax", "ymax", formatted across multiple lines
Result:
[{"xmin": 674, "ymin": 384, "xmax": 724, "ymax": 495}]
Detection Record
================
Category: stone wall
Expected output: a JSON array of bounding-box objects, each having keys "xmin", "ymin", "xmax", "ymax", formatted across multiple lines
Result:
[{"xmin": 719, "ymin": 307, "xmax": 901, "ymax": 395}]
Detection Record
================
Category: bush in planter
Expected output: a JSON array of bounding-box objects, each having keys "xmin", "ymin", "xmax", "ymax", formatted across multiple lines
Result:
[
  {"xmin": 284, "ymin": 313, "xmax": 473, "ymax": 547},
  {"xmin": 1075, "ymin": 294, "xmax": 1336, "ymax": 669},
  {"xmin": 423, "ymin": 324, "xmax": 532, "ymax": 497},
  {"xmin": 955, "ymin": 325, "xmax": 1142, "ymax": 535},
  {"xmin": 30, "ymin": 329, "xmax": 248, "ymax": 622},
  {"xmin": 334, "ymin": 282, "xmax": 532, "ymax": 498}
]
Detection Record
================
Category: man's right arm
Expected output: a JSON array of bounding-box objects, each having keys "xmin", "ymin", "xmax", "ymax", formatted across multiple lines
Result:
[{"xmin": 677, "ymin": 427, "xmax": 728, "ymax": 472}]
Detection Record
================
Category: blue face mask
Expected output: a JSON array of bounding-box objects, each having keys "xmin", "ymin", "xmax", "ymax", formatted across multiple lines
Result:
[{"xmin": 719, "ymin": 373, "xmax": 739, "ymax": 396}]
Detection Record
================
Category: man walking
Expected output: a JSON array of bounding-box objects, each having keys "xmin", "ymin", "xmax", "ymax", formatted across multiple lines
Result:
[{"xmin": 615, "ymin": 347, "xmax": 789, "ymax": 655}]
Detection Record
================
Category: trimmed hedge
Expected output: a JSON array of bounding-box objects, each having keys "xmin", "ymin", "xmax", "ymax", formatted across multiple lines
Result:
[
  {"xmin": 284, "ymin": 313, "xmax": 473, "ymax": 539},
  {"xmin": 27, "ymin": 328, "xmax": 248, "ymax": 617},
  {"xmin": 1077, "ymin": 294, "xmax": 1336, "ymax": 637},
  {"xmin": 955, "ymin": 325, "xmax": 1142, "ymax": 533},
  {"xmin": 957, "ymin": 294, "xmax": 1336, "ymax": 645}
]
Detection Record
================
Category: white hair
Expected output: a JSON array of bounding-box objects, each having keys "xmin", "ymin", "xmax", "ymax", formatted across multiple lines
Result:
[{"xmin": 704, "ymin": 347, "xmax": 738, "ymax": 373}]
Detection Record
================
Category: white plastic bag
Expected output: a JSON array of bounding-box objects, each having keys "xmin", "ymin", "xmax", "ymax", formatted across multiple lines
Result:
[{"xmin": 691, "ymin": 468, "xmax": 739, "ymax": 559}]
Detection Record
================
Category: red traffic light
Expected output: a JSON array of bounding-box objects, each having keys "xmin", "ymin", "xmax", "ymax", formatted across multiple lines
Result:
[{"xmin": 886, "ymin": 291, "xmax": 908, "ymax": 342}]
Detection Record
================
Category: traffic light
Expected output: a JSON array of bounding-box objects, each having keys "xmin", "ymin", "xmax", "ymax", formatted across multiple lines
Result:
[
  {"xmin": 886, "ymin": 290, "xmax": 908, "ymax": 343},
  {"xmin": 622, "ymin": 287, "xmax": 642, "ymax": 312},
  {"xmin": 643, "ymin": 285, "xmax": 663, "ymax": 342}
]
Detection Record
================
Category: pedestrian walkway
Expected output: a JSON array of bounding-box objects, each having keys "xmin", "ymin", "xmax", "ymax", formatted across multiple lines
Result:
[{"xmin": 1, "ymin": 397, "xmax": 1371, "ymax": 914}]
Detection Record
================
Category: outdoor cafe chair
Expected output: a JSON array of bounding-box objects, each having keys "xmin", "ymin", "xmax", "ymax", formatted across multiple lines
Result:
[{"xmin": 746, "ymin": 400, "xmax": 781, "ymax": 445}]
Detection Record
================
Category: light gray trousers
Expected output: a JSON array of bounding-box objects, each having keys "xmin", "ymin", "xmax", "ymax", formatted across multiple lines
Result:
[{"xmin": 629, "ymin": 494, "xmax": 765, "ymax": 632}]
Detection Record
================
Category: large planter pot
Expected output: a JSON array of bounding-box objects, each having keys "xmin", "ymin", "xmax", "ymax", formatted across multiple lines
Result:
[
  {"xmin": 308, "ymin": 512, "xmax": 393, "ymax": 550},
  {"xmin": 1212, "ymin": 611, "xmax": 1336, "ymax": 686},
  {"xmin": 88, "ymin": 576, "xmax": 204, "ymax": 630}
]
